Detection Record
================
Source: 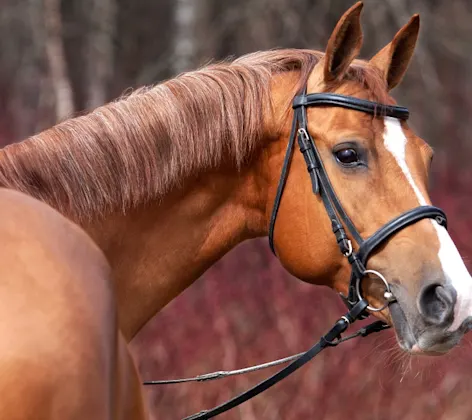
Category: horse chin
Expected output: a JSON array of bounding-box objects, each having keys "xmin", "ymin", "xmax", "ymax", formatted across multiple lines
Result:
[{"xmin": 388, "ymin": 301, "xmax": 464, "ymax": 356}]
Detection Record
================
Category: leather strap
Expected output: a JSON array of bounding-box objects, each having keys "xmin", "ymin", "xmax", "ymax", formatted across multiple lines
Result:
[
  {"xmin": 345, "ymin": 206, "xmax": 448, "ymax": 305},
  {"xmin": 293, "ymin": 93, "xmax": 410, "ymax": 120},
  {"xmin": 298, "ymin": 104, "xmax": 364, "ymax": 246},
  {"xmin": 182, "ymin": 299, "xmax": 372, "ymax": 420},
  {"xmin": 357, "ymin": 206, "xmax": 447, "ymax": 264},
  {"xmin": 268, "ymin": 112, "xmax": 298, "ymax": 254}
]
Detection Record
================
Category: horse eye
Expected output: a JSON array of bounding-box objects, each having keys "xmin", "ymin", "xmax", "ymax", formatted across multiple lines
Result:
[{"xmin": 335, "ymin": 148, "xmax": 359, "ymax": 165}]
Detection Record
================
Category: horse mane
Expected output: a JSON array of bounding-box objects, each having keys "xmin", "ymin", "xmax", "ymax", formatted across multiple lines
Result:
[{"xmin": 0, "ymin": 48, "xmax": 389, "ymax": 220}]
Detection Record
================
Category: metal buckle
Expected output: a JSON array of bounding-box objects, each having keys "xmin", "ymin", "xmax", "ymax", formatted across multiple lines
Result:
[
  {"xmin": 343, "ymin": 239, "xmax": 353, "ymax": 257},
  {"xmin": 297, "ymin": 128, "xmax": 309, "ymax": 141},
  {"xmin": 355, "ymin": 269, "xmax": 395, "ymax": 312}
]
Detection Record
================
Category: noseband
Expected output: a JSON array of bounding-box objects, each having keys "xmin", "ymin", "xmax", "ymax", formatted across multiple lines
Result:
[
  {"xmin": 269, "ymin": 91, "xmax": 447, "ymax": 314},
  {"xmin": 145, "ymin": 88, "xmax": 448, "ymax": 420}
]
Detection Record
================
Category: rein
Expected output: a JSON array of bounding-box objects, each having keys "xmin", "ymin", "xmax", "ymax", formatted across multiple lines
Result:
[
  {"xmin": 143, "ymin": 318, "xmax": 389, "ymax": 386},
  {"xmin": 143, "ymin": 89, "xmax": 448, "ymax": 420}
]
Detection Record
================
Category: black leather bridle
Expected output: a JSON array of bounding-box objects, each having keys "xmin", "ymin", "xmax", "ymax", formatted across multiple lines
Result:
[
  {"xmin": 269, "ymin": 90, "xmax": 447, "ymax": 315},
  {"xmin": 144, "ymin": 88, "xmax": 448, "ymax": 420}
]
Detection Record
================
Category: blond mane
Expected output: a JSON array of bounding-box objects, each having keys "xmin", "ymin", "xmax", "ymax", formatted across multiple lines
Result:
[{"xmin": 0, "ymin": 49, "xmax": 389, "ymax": 220}]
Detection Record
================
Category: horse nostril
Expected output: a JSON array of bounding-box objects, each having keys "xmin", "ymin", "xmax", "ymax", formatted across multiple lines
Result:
[{"xmin": 418, "ymin": 283, "xmax": 456, "ymax": 326}]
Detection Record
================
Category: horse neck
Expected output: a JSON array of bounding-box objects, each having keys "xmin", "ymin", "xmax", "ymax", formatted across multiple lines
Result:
[
  {"xmin": 83, "ymin": 80, "xmax": 296, "ymax": 340},
  {"xmin": 83, "ymin": 163, "xmax": 270, "ymax": 340},
  {"xmin": 0, "ymin": 70, "xmax": 299, "ymax": 340},
  {"xmin": 0, "ymin": 136, "xmax": 271, "ymax": 341}
]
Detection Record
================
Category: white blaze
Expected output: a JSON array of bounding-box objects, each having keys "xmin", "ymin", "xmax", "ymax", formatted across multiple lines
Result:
[{"xmin": 383, "ymin": 117, "xmax": 472, "ymax": 331}]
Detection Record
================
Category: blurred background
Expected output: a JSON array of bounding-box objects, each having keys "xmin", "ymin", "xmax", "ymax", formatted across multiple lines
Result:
[{"xmin": 1, "ymin": 0, "xmax": 472, "ymax": 419}]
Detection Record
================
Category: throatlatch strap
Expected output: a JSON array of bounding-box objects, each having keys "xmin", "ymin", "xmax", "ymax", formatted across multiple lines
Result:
[{"xmin": 268, "ymin": 113, "xmax": 298, "ymax": 254}]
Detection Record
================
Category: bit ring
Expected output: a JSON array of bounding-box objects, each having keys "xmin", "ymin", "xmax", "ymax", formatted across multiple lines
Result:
[{"xmin": 356, "ymin": 269, "xmax": 394, "ymax": 312}]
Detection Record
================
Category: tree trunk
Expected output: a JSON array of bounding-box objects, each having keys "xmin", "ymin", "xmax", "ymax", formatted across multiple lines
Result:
[
  {"xmin": 43, "ymin": 0, "xmax": 74, "ymax": 121},
  {"xmin": 85, "ymin": 0, "xmax": 116, "ymax": 110},
  {"xmin": 173, "ymin": 0, "xmax": 197, "ymax": 75}
]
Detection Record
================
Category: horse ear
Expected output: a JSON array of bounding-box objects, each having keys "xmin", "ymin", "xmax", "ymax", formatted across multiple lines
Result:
[
  {"xmin": 323, "ymin": 1, "xmax": 364, "ymax": 83},
  {"xmin": 370, "ymin": 14, "xmax": 420, "ymax": 91}
]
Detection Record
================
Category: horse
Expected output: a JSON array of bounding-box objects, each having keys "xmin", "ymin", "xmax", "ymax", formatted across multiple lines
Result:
[
  {"xmin": 0, "ymin": 1, "xmax": 471, "ymax": 417},
  {"xmin": 0, "ymin": 188, "xmax": 147, "ymax": 419}
]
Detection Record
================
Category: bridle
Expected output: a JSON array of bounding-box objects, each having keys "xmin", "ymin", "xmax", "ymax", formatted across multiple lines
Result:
[
  {"xmin": 143, "ymin": 87, "xmax": 448, "ymax": 419},
  {"xmin": 269, "ymin": 90, "xmax": 447, "ymax": 314}
]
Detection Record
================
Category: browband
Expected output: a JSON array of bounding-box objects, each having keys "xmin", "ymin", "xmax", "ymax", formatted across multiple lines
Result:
[{"xmin": 293, "ymin": 93, "xmax": 410, "ymax": 121}]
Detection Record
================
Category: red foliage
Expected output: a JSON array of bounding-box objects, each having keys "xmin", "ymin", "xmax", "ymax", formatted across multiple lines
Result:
[{"xmin": 133, "ymin": 156, "xmax": 472, "ymax": 420}]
